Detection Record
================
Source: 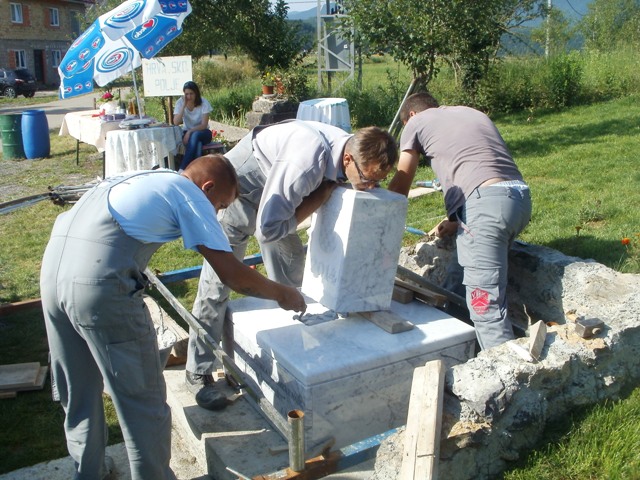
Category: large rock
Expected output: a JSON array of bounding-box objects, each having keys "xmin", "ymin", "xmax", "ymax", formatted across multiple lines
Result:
[{"xmin": 372, "ymin": 242, "xmax": 640, "ymax": 479}]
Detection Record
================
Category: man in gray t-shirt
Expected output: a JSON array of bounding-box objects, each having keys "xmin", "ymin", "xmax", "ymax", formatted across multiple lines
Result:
[{"xmin": 388, "ymin": 92, "xmax": 532, "ymax": 351}]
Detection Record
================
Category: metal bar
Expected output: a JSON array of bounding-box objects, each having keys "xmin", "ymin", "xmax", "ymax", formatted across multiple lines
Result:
[
  {"xmin": 396, "ymin": 264, "xmax": 467, "ymax": 309},
  {"xmin": 143, "ymin": 268, "xmax": 292, "ymax": 441},
  {"xmin": 388, "ymin": 78, "xmax": 418, "ymax": 140},
  {"xmin": 255, "ymin": 428, "xmax": 400, "ymax": 479},
  {"xmin": 0, "ymin": 193, "xmax": 50, "ymax": 215},
  {"xmin": 288, "ymin": 410, "xmax": 305, "ymax": 472},
  {"xmin": 157, "ymin": 253, "xmax": 264, "ymax": 284}
]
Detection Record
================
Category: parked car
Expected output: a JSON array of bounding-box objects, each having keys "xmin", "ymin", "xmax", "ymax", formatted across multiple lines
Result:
[{"xmin": 0, "ymin": 68, "xmax": 37, "ymax": 98}]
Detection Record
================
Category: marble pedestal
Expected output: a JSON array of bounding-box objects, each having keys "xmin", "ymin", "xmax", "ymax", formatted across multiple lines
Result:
[
  {"xmin": 229, "ymin": 297, "xmax": 476, "ymax": 452},
  {"xmin": 301, "ymin": 186, "xmax": 408, "ymax": 312}
]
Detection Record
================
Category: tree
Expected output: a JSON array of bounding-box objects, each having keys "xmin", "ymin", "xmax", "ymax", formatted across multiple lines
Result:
[
  {"xmin": 577, "ymin": 0, "xmax": 640, "ymax": 52},
  {"xmin": 530, "ymin": 6, "xmax": 572, "ymax": 56},
  {"xmin": 83, "ymin": 0, "xmax": 303, "ymax": 73},
  {"xmin": 342, "ymin": 0, "xmax": 546, "ymax": 95}
]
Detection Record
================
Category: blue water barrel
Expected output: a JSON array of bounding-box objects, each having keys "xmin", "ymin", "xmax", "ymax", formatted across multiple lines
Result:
[{"xmin": 21, "ymin": 110, "xmax": 50, "ymax": 159}]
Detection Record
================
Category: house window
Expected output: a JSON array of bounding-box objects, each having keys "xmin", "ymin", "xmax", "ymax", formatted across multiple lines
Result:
[
  {"xmin": 10, "ymin": 3, "xmax": 23, "ymax": 23},
  {"xmin": 14, "ymin": 50, "xmax": 26, "ymax": 68},
  {"xmin": 70, "ymin": 10, "xmax": 81, "ymax": 36},
  {"xmin": 50, "ymin": 7, "xmax": 59, "ymax": 26},
  {"xmin": 52, "ymin": 50, "xmax": 62, "ymax": 67}
]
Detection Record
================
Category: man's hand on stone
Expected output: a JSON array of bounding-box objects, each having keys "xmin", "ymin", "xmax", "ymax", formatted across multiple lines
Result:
[
  {"xmin": 277, "ymin": 285, "xmax": 307, "ymax": 315},
  {"xmin": 436, "ymin": 219, "xmax": 459, "ymax": 238}
]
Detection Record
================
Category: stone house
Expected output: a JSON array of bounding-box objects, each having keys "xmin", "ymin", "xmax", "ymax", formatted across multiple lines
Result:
[{"xmin": 0, "ymin": 0, "xmax": 94, "ymax": 86}]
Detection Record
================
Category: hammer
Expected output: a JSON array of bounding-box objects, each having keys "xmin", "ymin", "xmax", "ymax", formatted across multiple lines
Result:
[{"xmin": 575, "ymin": 317, "xmax": 604, "ymax": 338}]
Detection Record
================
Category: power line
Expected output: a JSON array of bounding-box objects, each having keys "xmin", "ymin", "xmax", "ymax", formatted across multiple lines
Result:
[{"xmin": 564, "ymin": 0, "xmax": 587, "ymax": 17}]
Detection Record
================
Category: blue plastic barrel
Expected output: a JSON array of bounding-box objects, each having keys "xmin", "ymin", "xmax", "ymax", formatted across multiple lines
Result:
[{"xmin": 21, "ymin": 110, "xmax": 50, "ymax": 159}]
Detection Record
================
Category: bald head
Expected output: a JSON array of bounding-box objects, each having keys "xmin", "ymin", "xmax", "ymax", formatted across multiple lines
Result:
[{"xmin": 183, "ymin": 154, "xmax": 239, "ymax": 211}]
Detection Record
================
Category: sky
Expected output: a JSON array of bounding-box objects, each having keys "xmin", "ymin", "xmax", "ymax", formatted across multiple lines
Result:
[
  {"xmin": 283, "ymin": 0, "xmax": 592, "ymax": 16},
  {"xmin": 285, "ymin": 0, "xmax": 322, "ymax": 13}
]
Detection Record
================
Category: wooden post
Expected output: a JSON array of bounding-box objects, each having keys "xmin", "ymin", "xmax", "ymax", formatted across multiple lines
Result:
[{"xmin": 400, "ymin": 359, "xmax": 445, "ymax": 480}]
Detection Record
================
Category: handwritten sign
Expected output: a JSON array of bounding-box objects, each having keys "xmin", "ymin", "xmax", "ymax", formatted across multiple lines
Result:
[{"xmin": 142, "ymin": 56, "xmax": 192, "ymax": 97}]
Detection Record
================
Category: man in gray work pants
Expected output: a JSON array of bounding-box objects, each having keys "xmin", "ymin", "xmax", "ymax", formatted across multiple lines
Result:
[{"xmin": 388, "ymin": 92, "xmax": 532, "ymax": 351}]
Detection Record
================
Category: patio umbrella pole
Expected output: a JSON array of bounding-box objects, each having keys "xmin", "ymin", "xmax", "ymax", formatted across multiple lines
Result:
[{"xmin": 130, "ymin": 63, "xmax": 144, "ymax": 118}]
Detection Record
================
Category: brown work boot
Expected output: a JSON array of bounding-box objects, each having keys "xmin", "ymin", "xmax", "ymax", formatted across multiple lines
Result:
[{"xmin": 185, "ymin": 371, "xmax": 228, "ymax": 411}]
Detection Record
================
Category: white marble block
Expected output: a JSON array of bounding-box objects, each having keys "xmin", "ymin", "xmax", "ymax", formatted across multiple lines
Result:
[
  {"xmin": 229, "ymin": 296, "xmax": 476, "ymax": 452},
  {"xmin": 301, "ymin": 186, "xmax": 408, "ymax": 312}
]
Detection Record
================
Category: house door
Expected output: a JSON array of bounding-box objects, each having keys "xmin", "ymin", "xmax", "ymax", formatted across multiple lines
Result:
[{"xmin": 34, "ymin": 50, "xmax": 45, "ymax": 83}]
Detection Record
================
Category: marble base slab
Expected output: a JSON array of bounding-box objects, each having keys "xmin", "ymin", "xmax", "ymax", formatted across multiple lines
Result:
[
  {"xmin": 301, "ymin": 186, "xmax": 408, "ymax": 312},
  {"xmin": 229, "ymin": 296, "xmax": 476, "ymax": 451}
]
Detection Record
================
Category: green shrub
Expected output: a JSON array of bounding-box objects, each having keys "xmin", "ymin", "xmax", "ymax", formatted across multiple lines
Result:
[
  {"xmin": 341, "ymin": 68, "xmax": 407, "ymax": 128},
  {"xmin": 194, "ymin": 56, "xmax": 257, "ymax": 89},
  {"xmin": 206, "ymin": 85, "xmax": 257, "ymax": 126},
  {"xmin": 546, "ymin": 52, "xmax": 584, "ymax": 107}
]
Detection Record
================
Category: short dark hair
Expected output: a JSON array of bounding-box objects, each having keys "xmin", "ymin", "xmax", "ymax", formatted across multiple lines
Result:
[
  {"xmin": 183, "ymin": 81, "xmax": 203, "ymax": 107},
  {"xmin": 399, "ymin": 92, "xmax": 440, "ymax": 124},
  {"xmin": 186, "ymin": 154, "xmax": 239, "ymax": 199},
  {"xmin": 347, "ymin": 126, "xmax": 398, "ymax": 174}
]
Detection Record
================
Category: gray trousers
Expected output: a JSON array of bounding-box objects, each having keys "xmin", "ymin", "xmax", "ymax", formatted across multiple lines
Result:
[
  {"xmin": 40, "ymin": 174, "xmax": 175, "ymax": 480},
  {"xmin": 457, "ymin": 184, "xmax": 532, "ymax": 350},
  {"xmin": 187, "ymin": 134, "xmax": 305, "ymax": 374}
]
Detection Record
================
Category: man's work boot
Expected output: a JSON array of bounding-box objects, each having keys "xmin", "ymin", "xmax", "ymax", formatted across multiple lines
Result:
[{"xmin": 185, "ymin": 371, "xmax": 228, "ymax": 411}]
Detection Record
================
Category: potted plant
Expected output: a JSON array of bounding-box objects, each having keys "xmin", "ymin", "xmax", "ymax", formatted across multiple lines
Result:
[{"xmin": 261, "ymin": 71, "xmax": 276, "ymax": 96}]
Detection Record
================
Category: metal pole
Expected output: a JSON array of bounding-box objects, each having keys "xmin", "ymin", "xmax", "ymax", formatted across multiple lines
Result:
[
  {"xmin": 388, "ymin": 77, "xmax": 418, "ymax": 139},
  {"xmin": 288, "ymin": 409, "xmax": 306, "ymax": 472},
  {"xmin": 144, "ymin": 268, "xmax": 292, "ymax": 441},
  {"xmin": 545, "ymin": 0, "xmax": 552, "ymax": 58}
]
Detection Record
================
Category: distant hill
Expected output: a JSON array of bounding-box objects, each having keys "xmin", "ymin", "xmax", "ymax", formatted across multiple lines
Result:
[
  {"xmin": 288, "ymin": 0, "xmax": 593, "ymax": 22},
  {"xmin": 554, "ymin": 0, "xmax": 591, "ymax": 22},
  {"xmin": 287, "ymin": 2, "xmax": 337, "ymax": 20}
]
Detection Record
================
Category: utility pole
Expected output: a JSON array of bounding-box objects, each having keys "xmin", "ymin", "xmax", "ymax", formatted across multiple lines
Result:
[{"xmin": 545, "ymin": 0, "xmax": 552, "ymax": 58}]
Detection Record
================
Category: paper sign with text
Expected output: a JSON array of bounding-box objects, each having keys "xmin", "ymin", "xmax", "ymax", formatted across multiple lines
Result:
[{"xmin": 142, "ymin": 56, "xmax": 193, "ymax": 97}]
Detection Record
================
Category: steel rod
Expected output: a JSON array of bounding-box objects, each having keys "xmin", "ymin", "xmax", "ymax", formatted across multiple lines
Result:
[
  {"xmin": 288, "ymin": 410, "xmax": 305, "ymax": 472},
  {"xmin": 396, "ymin": 264, "xmax": 467, "ymax": 309},
  {"xmin": 143, "ymin": 268, "xmax": 292, "ymax": 441}
]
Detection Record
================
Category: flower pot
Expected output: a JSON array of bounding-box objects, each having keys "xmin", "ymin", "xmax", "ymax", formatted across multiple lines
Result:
[
  {"xmin": 276, "ymin": 80, "xmax": 285, "ymax": 95},
  {"xmin": 262, "ymin": 84, "xmax": 274, "ymax": 95}
]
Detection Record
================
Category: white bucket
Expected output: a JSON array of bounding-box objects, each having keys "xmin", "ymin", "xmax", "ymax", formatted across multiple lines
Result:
[
  {"xmin": 145, "ymin": 295, "xmax": 177, "ymax": 368},
  {"xmin": 156, "ymin": 323, "xmax": 177, "ymax": 368}
]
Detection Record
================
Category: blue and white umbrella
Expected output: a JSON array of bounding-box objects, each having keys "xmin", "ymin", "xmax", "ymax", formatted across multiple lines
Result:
[{"xmin": 58, "ymin": 0, "xmax": 191, "ymax": 100}]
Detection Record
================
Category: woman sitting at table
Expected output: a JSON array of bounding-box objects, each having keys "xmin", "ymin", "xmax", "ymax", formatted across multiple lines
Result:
[{"xmin": 173, "ymin": 81, "xmax": 213, "ymax": 171}]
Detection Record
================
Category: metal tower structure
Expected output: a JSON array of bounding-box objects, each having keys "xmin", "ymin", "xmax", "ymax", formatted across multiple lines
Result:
[{"xmin": 316, "ymin": 0, "xmax": 354, "ymax": 92}]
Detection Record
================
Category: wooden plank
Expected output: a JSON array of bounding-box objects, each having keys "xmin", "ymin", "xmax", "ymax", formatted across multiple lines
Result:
[
  {"xmin": 528, "ymin": 320, "xmax": 547, "ymax": 361},
  {"xmin": 0, "ymin": 298, "xmax": 42, "ymax": 316},
  {"xmin": 396, "ymin": 265, "xmax": 467, "ymax": 310},
  {"xmin": 0, "ymin": 391, "xmax": 17, "ymax": 399},
  {"xmin": 394, "ymin": 278, "xmax": 448, "ymax": 308},
  {"xmin": 392, "ymin": 285, "xmax": 415, "ymax": 304},
  {"xmin": 0, "ymin": 362, "xmax": 41, "ymax": 390},
  {"xmin": 13, "ymin": 365, "xmax": 48, "ymax": 392},
  {"xmin": 357, "ymin": 310, "xmax": 414, "ymax": 334},
  {"xmin": 400, "ymin": 360, "xmax": 445, "ymax": 480}
]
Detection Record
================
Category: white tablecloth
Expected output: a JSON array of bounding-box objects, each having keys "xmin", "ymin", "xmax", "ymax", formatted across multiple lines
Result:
[
  {"xmin": 59, "ymin": 110, "xmax": 121, "ymax": 152},
  {"xmin": 296, "ymin": 97, "xmax": 352, "ymax": 132},
  {"xmin": 104, "ymin": 126, "xmax": 182, "ymax": 177}
]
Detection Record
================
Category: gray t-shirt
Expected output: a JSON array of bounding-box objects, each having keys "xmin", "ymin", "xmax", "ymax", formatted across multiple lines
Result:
[{"xmin": 400, "ymin": 106, "xmax": 523, "ymax": 216}]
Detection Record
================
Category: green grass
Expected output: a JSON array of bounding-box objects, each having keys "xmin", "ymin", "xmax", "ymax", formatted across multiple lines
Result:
[
  {"xmin": 503, "ymin": 387, "xmax": 640, "ymax": 479},
  {"xmin": 1, "ymin": 85, "xmax": 639, "ymax": 476}
]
